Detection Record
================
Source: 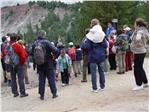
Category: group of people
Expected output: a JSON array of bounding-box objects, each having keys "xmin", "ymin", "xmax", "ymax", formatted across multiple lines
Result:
[{"xmin": 1, "ymin": 17, "xmax": 149, "ymax": 100}]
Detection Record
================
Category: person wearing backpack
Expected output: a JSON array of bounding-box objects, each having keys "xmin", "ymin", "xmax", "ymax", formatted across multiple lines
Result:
[
  {"xmin": 67, "ymin": 42, "xmax": 76, "ymax": 77},
  {"xmin": 1, "ymin": 36, "xmax": 8, "ymax": 83},
  {"xmin": 115, "ymin": 30, "xmax": 128, "ymax": 74},
  {"xmin": 32, "ymin": 30, "xmax": 59, "ymax": 100},
  {"xmin": 130, "ymin": 18, "xmax": 149, "ymax": 91},
  {"xmin": 7, "ymin": 33, "xmax": 28, "ymax": 97}
]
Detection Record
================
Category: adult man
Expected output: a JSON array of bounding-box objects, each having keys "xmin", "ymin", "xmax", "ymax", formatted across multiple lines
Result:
[
  {"xmin": 32, "ymin": 30, "xmax": 59, "ymax": 100},
  {"xmin": 81, "ymin": 18, "xmax": 107, "ymax": 92}
]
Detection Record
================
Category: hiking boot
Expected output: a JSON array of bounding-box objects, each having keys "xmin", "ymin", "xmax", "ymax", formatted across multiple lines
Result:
[
  {"xmin": 4, "ymin": 77, "xmax": 7, "ymax": 83},
  {"xmin": 75, "ymin": 73, "xmax": 77, "ymax": 77},
  {"xmin": 52, "ymin": 95, "xmax": 58, "ymax": 99},
  {"xmin": 117, "ymin": 72, "xmax": 125, "ymax": 74},
  {"xmin": 13, "ymin": 93, "xmax": 19, "ymax": 97},
  {"xmin": 81, "ymin": 80, "xmax": 87, "ymax": 82},
  {"xmin": 40, "ymin": 95, "xmax": 44, "ymax": 100},
  {"xmin": 20, "ymin": 93, "xmax": 28, "ymax": 97}
]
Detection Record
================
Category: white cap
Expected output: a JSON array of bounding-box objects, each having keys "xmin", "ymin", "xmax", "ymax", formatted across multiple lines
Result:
[
  {"xmin": 69, "ymin": 42, "xmax": 73, "ymax": 46},
  {"xmin": 123, "ymin": 27, "xmax": 131, "ymax": 31}
]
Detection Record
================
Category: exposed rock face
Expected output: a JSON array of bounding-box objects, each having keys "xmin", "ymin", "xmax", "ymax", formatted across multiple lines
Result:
[{"xmin": 1, "ymin": 4, "xmax": 48, "ymax": 36}]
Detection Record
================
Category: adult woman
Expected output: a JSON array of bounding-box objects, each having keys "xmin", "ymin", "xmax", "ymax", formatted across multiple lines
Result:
[{"xmin": 131, "ymin": 18, "xmax": 149, "ymax": 91}]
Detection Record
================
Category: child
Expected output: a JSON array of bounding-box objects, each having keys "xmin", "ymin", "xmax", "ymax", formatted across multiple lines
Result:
[{"xmin": 57, "ymin": 49, "xmax": 71, "ymax": 86}]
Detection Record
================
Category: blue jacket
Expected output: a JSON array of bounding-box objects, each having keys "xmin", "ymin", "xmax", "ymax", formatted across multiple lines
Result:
[
  {"xmin": 106, "ymin": 26, "xmax": 113, "ymax": 37},
  {"xmin": 81, "ymin": 37, "xmax": 108, "ymax": 63},
  {"xmin": 32, "ymin": 36, "xmax": 59, "ymax": 70},
  {"xmin": 57, "ymin": 54, "xmax": 71, "ymax": 72}
]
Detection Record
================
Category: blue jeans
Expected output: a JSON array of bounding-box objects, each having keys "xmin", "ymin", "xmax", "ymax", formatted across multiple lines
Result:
[{"xmin": 90, "ymin": 62, "xmax": 105, "ymax": 90}]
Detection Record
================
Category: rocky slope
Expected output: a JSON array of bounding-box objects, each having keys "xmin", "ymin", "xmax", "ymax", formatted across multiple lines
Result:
[{"xmin": 1, "ymin": 4, "xmax": 71, "ymax": 36}]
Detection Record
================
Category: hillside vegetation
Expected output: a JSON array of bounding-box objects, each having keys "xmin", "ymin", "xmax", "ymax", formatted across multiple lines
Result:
[{"xmin": 1, "ymin": 1, "xmax": 148, "ymax": 45}]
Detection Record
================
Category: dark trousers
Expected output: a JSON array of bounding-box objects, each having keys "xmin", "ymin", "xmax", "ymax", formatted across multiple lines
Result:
[
  {"xmin": 1, "ymin": 59, "xmax": 6, "ymax": 71},
  {"xmin": 134, "ymin": 53, "xmax": 148, "ymax": 86},
  {"xmin": 11, "ymin": 64, "xmax": 26, "ymax": 94},
  {"xmin": 82, "ymin": 55, "xmax": 88, "ymax": 81},
  {"xmin": 125, "ymin": 52, "xmax": 133, "ymax": 71},
  {"xmin": 108, "ymin": 54, "xmax": 116, "ymax": 70},
  {"xmin": 61, "ymin": 69, "xmax": 69, "ymax": 84},
  {"xmin": 38, "ymin": 69, "xmax": 57, "ymax": 96}
]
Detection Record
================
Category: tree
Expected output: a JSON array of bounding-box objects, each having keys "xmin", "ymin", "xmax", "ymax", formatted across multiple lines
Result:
[{"xmin": 79, "ymin": 1, "xmax": 149, "ymax": 38}]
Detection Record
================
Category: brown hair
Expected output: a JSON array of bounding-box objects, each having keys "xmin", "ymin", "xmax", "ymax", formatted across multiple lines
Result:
[{"xmin": 135, "ymin": 18, "xmax": 147, "ymax": 27}]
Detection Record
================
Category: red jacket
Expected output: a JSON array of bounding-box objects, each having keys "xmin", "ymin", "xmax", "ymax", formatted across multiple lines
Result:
[{"xmin": 11, "ymin": 41, "xmax": 27, "ymax": 65}]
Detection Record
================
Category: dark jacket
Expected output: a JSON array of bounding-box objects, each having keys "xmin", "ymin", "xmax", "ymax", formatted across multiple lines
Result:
[
  {"xmin": 75, "ymin": 48, "xmax": 82, "ymax": 61},
  {"xmin": 32, "ymin": 37, "xmax": 59, "ymax": 70},
  {"xmin": 81, "ymin": 37, "xmax": 108, "ymax": 63}
]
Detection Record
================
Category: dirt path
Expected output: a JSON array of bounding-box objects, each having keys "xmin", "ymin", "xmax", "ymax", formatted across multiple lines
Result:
[{"xmin": 1, "ymin": 58, "xmax": 149, "ymax": 112}]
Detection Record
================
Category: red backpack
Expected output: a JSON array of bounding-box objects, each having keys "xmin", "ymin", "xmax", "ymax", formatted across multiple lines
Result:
[{"xmin": 68, "ymin": 48, "xmax": 76, "ymax": 61}]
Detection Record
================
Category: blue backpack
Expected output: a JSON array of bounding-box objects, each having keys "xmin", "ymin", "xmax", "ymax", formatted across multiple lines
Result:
[{"xmin": 4, "ymin": 43, "xmax": 19, "ymax": 66}]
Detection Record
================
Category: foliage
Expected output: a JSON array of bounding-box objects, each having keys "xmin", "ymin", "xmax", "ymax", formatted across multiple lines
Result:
[{"xmin": 79, "ymin": 1, "xmax": 149, "ymax": 38}]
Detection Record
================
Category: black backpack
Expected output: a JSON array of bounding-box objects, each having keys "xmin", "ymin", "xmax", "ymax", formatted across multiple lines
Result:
[{"xmin": 33, "ymin": 41, "xmax": 46, "ymax": 65}]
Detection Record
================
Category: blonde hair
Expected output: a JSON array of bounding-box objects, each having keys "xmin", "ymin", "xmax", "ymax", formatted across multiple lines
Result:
[
  {"xmin": 17, "ymin": 40, "xmax": 24, "ymax": 45},
  {"xmin": 90, "ymin": 18, "xmax": 100, "ymax": 27}
]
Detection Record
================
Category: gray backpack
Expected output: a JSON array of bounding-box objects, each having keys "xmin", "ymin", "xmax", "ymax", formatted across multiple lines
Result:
[{"xmin": 34, "ymin": 41, "xmax": 46, "ymax": 65}]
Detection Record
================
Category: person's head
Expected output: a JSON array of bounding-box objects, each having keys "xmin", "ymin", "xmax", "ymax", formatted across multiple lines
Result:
[
  {"xmin": 2, "ymin": 36, "xmax": 6, "ymax": 42},
  {"xmin": 7, "ymin": 33, "xmax": 11, "ymax": 37},
  {"xmin": 108, "ymin": 22, "xmax": 112, "ymax": 27},
  {"xmin": 117, "ymin": 30, "xmax": 123, "ymax": 36},
  {"xmin": 10, "ymin": 33, "xmax": 17, "ymax": 42},
  {"xmin": 134, "ymin": 18, "xmax": 147, "ymax": 29},
  {"xmin": 69, "ymin": 42, "xmax": 74, "ymax": 47},
  {"xmin": 75, "ymin": 44, "xmax": 80, "ymax": 49},
  {"xmin": 38, "ymin": 30, "xmax": 46, "ymax": 38},
  {"xmin": 60, "ymin": 49, "xmax": 66, "ymax": 57},
  {"xmin": 123, "ymin": 27, "xmax": 131, "ymax": 33},
  {"xmin": 90, "ymin": 18, "xmax": 100, "ymax": 28},
  {"xmin": 17, "ymin": 34, "xmax": 23, "ymax": 41}
]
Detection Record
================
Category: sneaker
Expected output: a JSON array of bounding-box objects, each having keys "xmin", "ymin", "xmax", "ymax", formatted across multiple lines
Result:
[
  {"xmin": 62, "ymin": 83, "xmax": 66, "ymax": 87},
  {"xmin": 132, "ymin": 85, "xmax": 143, "ymax": 91},
  {"xmin": 52, "ymin": 95, "xmax": 58, "ymax": 99},
  {"xmin": 20, "ymin": 93, "xmax": 29, "ymax": 97},
  {"xmin": 13, "ymin": 93, "xmax": 19, "ymax": 97},
  {"xmin": 143, "ymin": 83, "xmax": 149, "ymax": 88},
  {"xmin": 91, "ymin": 89, "xmax": 98, "ymax": 93},
  {"xmin": 98, "ymin": 87, "xmax": 104, "ymax": 91}
]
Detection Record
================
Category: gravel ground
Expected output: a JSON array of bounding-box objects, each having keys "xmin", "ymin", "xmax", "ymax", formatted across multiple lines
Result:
[{"xmin": 1, "ymin": 58, "xmax": 149, "ymax": 112}]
